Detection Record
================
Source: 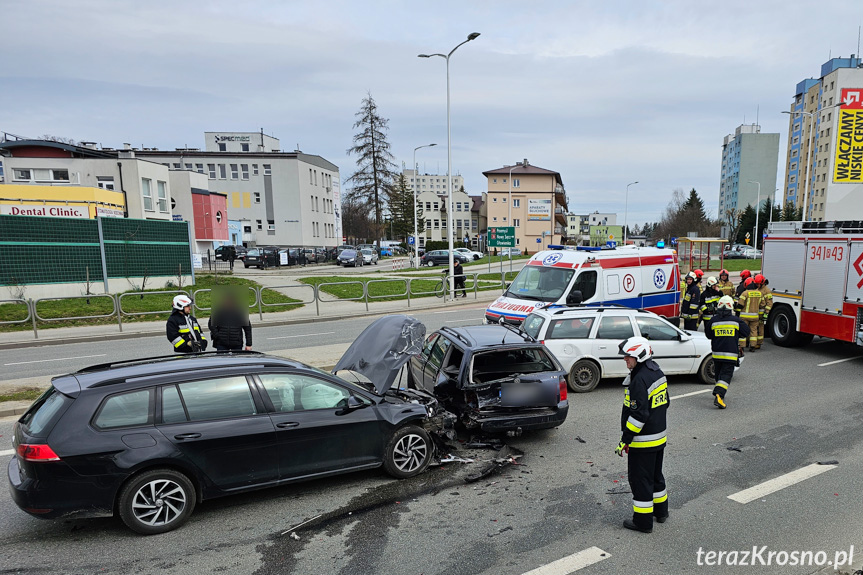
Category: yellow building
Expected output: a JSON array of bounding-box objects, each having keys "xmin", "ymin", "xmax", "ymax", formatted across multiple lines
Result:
[
  {"xmin": 483, "ymin": 161, "xmax": 567, "ymax": 253},
  {"xmin": 0, "ymin": 184, "xmax": 125, "ymax": 219}
]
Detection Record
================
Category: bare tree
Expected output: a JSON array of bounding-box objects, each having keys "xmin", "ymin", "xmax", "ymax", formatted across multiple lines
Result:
[{"xmin": 346, "ymin": 93, "xmax": 398, "ymax": 251}]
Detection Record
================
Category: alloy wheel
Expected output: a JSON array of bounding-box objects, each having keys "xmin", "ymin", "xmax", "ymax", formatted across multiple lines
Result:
[
  {"xmin": 391, "ymin": 433, "xmax": 428, "ymax": 473},
  {"xmin": 131, "ymin": 478, "xmax": 187, "ymax": 527}
]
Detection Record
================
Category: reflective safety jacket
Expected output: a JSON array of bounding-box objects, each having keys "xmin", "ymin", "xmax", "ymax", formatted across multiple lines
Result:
[
  {"xmin": 735, "ymin": 280, "xmax": 749, "ymax": 298},
  {"xmin": 705, "ymin": 309, "xmax": 750, "ymax": 361},
  {"xmin": 681, "ymin": 282, "xmax": 701, "ymax": 320},
  {"xmin": 758, "ymin": 285, "xmax": 773, "ymax": 319},
  {"xmin": 699, "ymin": 286, "xmax": 722, "ymax": 321},
  {"xmin": 621, "ymin": 359, "xmax": 669, "ymax": 452},
  {"xmin": 717, "ymin": 279, "xmax": 735, "ymax": 298},
  {"xmin": 166, "ymin": 310, "xmax": 207, "ymax": 353},
  {"xmin": 737, "ymin": 288, "xmax": 763, "ymax": 321}
]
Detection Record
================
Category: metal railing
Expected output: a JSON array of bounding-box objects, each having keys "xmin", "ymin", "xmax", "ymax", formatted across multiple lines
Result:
[{"xmin": 0, "ymin": 271, "xmax": 523, "ymax": 339}]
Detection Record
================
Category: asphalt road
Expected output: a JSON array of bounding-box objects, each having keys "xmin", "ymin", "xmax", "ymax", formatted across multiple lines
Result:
[{"xmin": 0, "ymin": 324, "xmax": 861, "ymax": 574}]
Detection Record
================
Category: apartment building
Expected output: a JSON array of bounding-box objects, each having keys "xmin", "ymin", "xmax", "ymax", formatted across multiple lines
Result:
[{"xmin": 718, "ymin": 124, "xmax": 780, "ymax": 225}]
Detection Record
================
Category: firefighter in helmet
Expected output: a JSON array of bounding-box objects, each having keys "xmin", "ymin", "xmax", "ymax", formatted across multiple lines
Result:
[
  {"xmin": 705, "ymin": 296, "xmax": 750, "ymax": 409},
  {"xmin": 737, "ymin": 278, "xmax": 763, "ymax": 351},
  {"xmin": 615, "ymin": 336, "xmax": 669, "ymax": 533},
  {"xmin": 681, "ymin": 271, "xmax": 701, "ymax": 331},
  {"xmin": 754, "ymin": 274, "xmax": 772, "ymax": 347},
  {"xmin": 699, "ymin": 276, "xmax": 722, "ymax": 325},
  {"xmin": 717, "ymin": 269, "xmax": 735, "ymax": 298},
  {"xmin": 693, "ymin": 269, "xmax": 705, "ymax": 292},
  {"xmin": 166, "ymin": 295, "xmax": 207, "ymax": 353},
  {"xmin": 735, "ymin": 270, "xmax": 752, "ymax": 298}
]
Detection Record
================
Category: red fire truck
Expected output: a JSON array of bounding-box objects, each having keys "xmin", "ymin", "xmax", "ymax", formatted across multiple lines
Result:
[{"xmin": 762, "ymin": 221, "xmax": 863, "ymax": 347}]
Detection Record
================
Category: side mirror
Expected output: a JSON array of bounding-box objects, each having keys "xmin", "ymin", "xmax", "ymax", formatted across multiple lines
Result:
[
  {"xmin": 566, "ymin": 290, "xmax": 583, "ymax": 306},
  {"xmin": 336, "ymin": 395, "xmax": 368, "ymax": 415}
]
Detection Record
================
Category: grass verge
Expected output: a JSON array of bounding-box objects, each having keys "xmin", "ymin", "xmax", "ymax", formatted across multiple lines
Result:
[
  {"xmin": 0, "ymin": 274, "xmax": 302, "ymax": 333},
  {"xmin": 0, "ymin": 388, "xmax": 44, "ymax": 403},
  {"xmin": 298, "ymin": 275, "xmax": 503, "ymax": 301}
]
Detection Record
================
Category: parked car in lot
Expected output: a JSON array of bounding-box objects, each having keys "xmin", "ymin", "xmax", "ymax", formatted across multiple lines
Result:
[
  {"xmin": 360, "ymin": 248, "xmax": 379, "ymax": 265},
  {"xmin": 215, "ymin": 245, "xmax": 247, "ymax": 261},
  {"xmin": 455, "ymin": 247, "xmax": 484, "ymax": 261},
  {"xmin": 337, "ymin": 249, "xmax": 363, "ymax": 267},
  {"xmin": 521, "ymin": 306, "xmax": 715, "ymax": 392},
  {"xmin": 722, "ymin": 249, "xmax": 745, "ymax": 259},
  {"xmin": 243, "ymin": 246, "xmax": 280, "ymax": 268},
  {"xmin": 332, "ymin": 245, "xmax": 356, "ymax": 260},
  {"xmin": 408, "ymin": 325, "xmax": 569, "ymax": 432},
  {"xmin": 8, "ymin": 316, "xmax": 454, "ymax": 534},
  {"xmin": 739, "ymin": 248, "xmax": 763, "ymax": 259},
  {"xmin": 420, "ymin": 250, "xmax": 469, "ymax": 267},
  {"xmin": 499, "ymin": 248, "xmax": 522, "ymax": 256}
]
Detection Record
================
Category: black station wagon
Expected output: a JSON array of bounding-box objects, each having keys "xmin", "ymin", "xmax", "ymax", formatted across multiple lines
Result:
[{"xmin": 8, "ymin": 316, "xmax": 452, "ymax": 534}]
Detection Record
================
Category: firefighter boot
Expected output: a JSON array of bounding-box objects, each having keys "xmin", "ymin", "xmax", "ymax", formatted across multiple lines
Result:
[
  {"xmin": 623, "ymin": 518, "xmax": 653, "ymax": 533},
  {"xmin": 714, "ymin": 394, "xmax": 727, "ymax": 409}
]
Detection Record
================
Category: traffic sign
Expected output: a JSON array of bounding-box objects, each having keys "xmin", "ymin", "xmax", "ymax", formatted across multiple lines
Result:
[
  {"xmin": 488, "ymin": 226, "xmax": 515, "ymax": 248},
  {"xmin": 744, "ymin": 238, "xmax": 750, "ymax": 244},
  {"xmin": 536, "ymin": 238, "xmax": 541, "ymax": 243},
  {"xmin": 607, "ymin": 240, "xmax": 617, "ymax": 248},
  {"xmin": 408, "ymin": 236, "xmax": 415, "ymax": 245}
]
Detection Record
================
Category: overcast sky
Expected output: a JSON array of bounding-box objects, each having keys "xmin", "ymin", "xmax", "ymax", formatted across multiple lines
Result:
[{"xmin": 3, "ymin": 0, "xmax": 863, "ymax": 225}]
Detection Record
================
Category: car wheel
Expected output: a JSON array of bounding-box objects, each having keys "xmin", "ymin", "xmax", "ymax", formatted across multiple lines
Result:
[
  {"xmin": 244, "ymin": 264, "xmax": 249, "ymax": 269},
  {"xmin": 118, "ymin": 468, "xmax": 196, "ymax": 535},
  {"xmin": 769, "ymin": 305, "xmax": 813, "ymax": 347},
  {"xmin": 697, "ymin": 356, "xmax": 716, "ymax": 385},
  {"xmin": 383, "ymin": 425, "xmax": 433, "ymax": 479},
  {"xmin": 568, "ymin": 359, "xmax": 601, "ymax": 392}
]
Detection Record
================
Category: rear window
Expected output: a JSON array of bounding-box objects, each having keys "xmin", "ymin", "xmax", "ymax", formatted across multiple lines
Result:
[
  {"xmin": 470, "ymin": 347, "xmax": 557, "ymax": 385},
  {"xmin": 548, "ymin": 317, "xmax": 595, "ymax": 339},
  {"xmin": 93, "ymin": 389, "xmax": 153, "ymax": 430},
  {"xmin": 19, "ymin": 387, "xmax": 74, "ymax": 437}
]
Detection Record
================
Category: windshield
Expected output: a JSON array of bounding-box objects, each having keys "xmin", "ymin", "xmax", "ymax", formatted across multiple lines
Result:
[
  {"xmin": 247, "ymin": 249, "xmax": 260, "ymax": 256},
  {"xmin": 506, "ymin": 266, "xmax": 574, "ymax": 302},
  {"xmin": 522, "ymin": 313, "xmax": 546, "ymax": 339}
]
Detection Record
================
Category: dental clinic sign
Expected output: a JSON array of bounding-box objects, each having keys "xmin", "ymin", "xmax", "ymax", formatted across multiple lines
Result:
[{"xmin": 1, "ymin": 205, "xmax": 89, "ymax": 218}]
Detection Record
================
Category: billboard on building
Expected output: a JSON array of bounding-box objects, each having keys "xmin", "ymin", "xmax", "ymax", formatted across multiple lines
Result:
[
  {"xmin": 833, "ymin": 88, "xmax": 863, "ymax": 183},
  {"xmin": 589, "ymin": 225, "xmax": 623, "ymax": 247},
  {"xmin": 528, "ymin": 198, "xmax": 552, "ymax": 221}
]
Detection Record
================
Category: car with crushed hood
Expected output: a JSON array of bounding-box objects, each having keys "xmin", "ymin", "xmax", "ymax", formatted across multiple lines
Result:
[
  {"xmin": 7, "ymin": 316, "xmax": 453, "ymax": 535},
  {"xmin": 407, "ymin": 325, "xmax": 569, "ymax": 433}
]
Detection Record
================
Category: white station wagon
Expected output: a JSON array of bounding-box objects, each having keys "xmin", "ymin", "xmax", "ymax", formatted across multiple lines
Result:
[{"xmin": 521, "ymin": 307, "xmax": 715, "ymax": 392}]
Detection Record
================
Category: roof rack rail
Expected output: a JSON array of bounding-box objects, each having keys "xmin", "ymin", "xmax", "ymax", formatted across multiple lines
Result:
[
  {"xmin": 74, "ymin": 350, "xmax": 265, "ymax": 374},
  {"xmin": 439, "ymin": 326, "xmax": 473, "ymax": 347},
  {"xmin": 550, "ymin": 304, "xmax": 649, "ymax": 315},
  {"xmin": 489, "ymin": 319, "xmax": 536, "ymax": 342}
]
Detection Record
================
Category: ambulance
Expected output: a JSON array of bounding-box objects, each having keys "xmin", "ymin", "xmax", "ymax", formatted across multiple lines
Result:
[{"xmin": 484, "ymin": 245, "xmax": 681, "ymax": 324}]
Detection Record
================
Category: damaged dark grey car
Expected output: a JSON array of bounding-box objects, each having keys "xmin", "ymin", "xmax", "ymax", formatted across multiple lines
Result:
[{"xmin": 408, "ymin": 326, "xmax": 570, "ymax": 433}]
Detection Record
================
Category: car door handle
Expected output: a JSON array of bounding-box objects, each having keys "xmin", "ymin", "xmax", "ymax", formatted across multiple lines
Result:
[
  {"xmin": 276, "ymin": 422, "xmax": 300, "ymax": 429},
  {"xmin": 598, "ymin": 345, "xmax": 607, "ymax": 349},
  {"xmin": 173, "ymin": 433, "xmax": 202, "ymax": 440}
]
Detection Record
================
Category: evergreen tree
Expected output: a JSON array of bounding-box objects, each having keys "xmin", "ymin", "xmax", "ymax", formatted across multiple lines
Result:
[
  {"xmin": 388, "ymin": 174, "xmax": 425, "ymax": 242},
  {"xmin": 346, "ymin": 93, "xmax": 398, "ymax": 250},
  {"xmin": 736, "ymin": 205, "xmax": 756, "ymax": 244},
  {"xmin": 780, "ymin": 201, "xmax": 803, "ymax": 221},
  {"xmin": 682, "ymin": 188, "xmax": 708, "ymax": 222}
]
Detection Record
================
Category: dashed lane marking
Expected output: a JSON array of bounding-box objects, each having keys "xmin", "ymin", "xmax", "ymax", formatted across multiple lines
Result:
[
  {"xmin": 670, "ymin": 389, "xmax": 712, "ymax": 400},
  {"xmin": 520, "ymin": 547, "xmax": 610, "ymax": 575},
  {"xmin": 4, "ymin": 354, "xmax": 106, "ymax": 366},
  {"xmin": 267, "ymin": 332, "xmax": 335, "ymax": 340},
  {"xmin": 727, "ymin": 462, "xmax": 838, "ymax": 504},
  {"xmin": 0, "ymin": 449, "xmax": 14, "ymax": 457},
  {"xmin": 817, "ymin": 356, "xmax": 862, "ymax": 367}
]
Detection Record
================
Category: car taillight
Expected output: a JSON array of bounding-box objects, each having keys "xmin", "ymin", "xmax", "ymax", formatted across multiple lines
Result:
[
  {"xmin": 559, "ymin": 376, "xmax": 568, "ymax": 401},
  {"xmin": 539, "ymin": 340, "xmax": 545, "ymax": 345},
  {"xmin": 17, "ymin": 444, "xmax": 61, "ymax": 462}
]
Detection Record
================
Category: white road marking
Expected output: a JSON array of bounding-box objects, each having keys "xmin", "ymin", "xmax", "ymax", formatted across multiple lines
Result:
[
  {"xmin": 670, "ymin": 389, "xmax": 712, "ymax": 400},
  {"xmin": 727, "ymin": 463, "xmax": 838, "ymax": 504},
  {"xmin": 521, "ymin": 547, "xmax": 610, "ymax": 575},
  {"xmin": 444, "ymin": 318, "xmax": 484, "ymax": 323},
  {"xmin": 0, "ymin": 449, "xmax": 14, "ymax": 457},
  {"xmin": 817, "ymin": 356, "xmax": 862, "ymax": 367},
  {"xmin": 267, "ymin": 332, "xmax": 336, "ymax": 340},
  {"xmin": 4, "ymin": 354, "xmax": 106, "ymax": 366}
]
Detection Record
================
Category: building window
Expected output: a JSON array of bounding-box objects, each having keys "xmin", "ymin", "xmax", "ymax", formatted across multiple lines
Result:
[
  {"xmin": 513, "ymin": 218, "xmax": 520, "ymax": 227},
  {"xmin": 791, "ymin": 149, "xmax": 798, "ymax": 158},
  {"xmin": 195, "ymin": 164, "xmax": 204, "ymax": 174},
  {"xmin": 425, "ymin": 219, "xmax": 431, "ymax": 229},
  {"xmin": 12, "ymin": 168, "xmax": 31, "ymax": 181},
  {"xmin": 493, "ymin": 178, "xmax": 497, "ymax": 183},
  {"xmin": 263, "ymin": 164, "xmax": 272, "ymax": 176},
  {"xmin": 241, "ymin": 164, "xmax": 249, "ymax": 180},
  {"xmin": 253, "ymin": 164, "xmax": 259, "ymax": 175},
  {"xmin": 492, "ymin": 197, "xmax": 497, "ymax": 202},
  {"xmin": 310, "ymin": 168, "xmax": 313, "ymax": 184},
  {"xmin": 256, "ymin": 219, "xmax": 263, "ymax": 230},
  {"xmin": 503, "ymin": 217, "xmax": 507, "ymax": 222},
  {"xmin": 268, "ymin": 220, "xmax": 275, "ymax": 231},
  {"xmin": 96, "ymin": 176, "xmax": 115, "ymax": 190},
  {"xmin": 172, "ymin": 163, "xmax": 181, "ymax": 169},
  {"xmin": 183, "ymin": 163, "xmax": 192, "ymax": 171},
  {"xmin": 513, "ymin": 199, "xmax": 520, "ymax": 207},
  {"xmin": 433, "ymin": 202, "xmax": 439, "ymax": 210},
  {"xmin": 434, "ymin": 220, "xmax": 440, "ymax": 229},
  {"xmin": 157, "ymin": 181, "xmax": 168, "ymax": 213},
  {"xmin": 241, "ymin": 143, "xmax": 250, "ymax": 152},
  {"xmin": 215, "ymin": 210, "xmax": 223, "ymax": 223},
  {"xmin": 790, "ymin": 162, "xmax": 797, "ymax": 171},
  {"xmin": 208, "ymin": 164, "xmax": 216, "ymax": 179},
  {"xmin": 472, "ymin": 219, "xmax": 478, "ymax": 230},
  {"xmin": 425, "ymin": 202, "xmax": 431, "ymax": 210},
  {"xmin": 492, "ymin": 217, "xmax": 497, "ymax": 222},
  {"xmin": 502, "ymin": 178, "xmax": 507, "ymax": 183},
  {"xmin": 792, "ymin": 136, "xmax": 799, "ymax": 145},
  {"xmin": 314, "ymin": 171, "xmax": 318, "ymax": 186},
  {"xmin": 254, "ymin": 192, "xmax": 261, "ymax": 203},
  {"xmin": 502, "ymin": 197, "xmax": 507, "ymax": 203},
  {"xmin": 515, "ymin": 238, "xmax": 520, "ymax": 245},
  {"xmin": 230, "ymin": 164, "xmax": 239, "ymax": 179},
  {"xmin": 218, "ymin": 143, "xmax": 226, "ymax": 152},
  {"xmin": 513, "ymin": 179, "xmax": 520, "ymax": 188},
  {"xmin": 218, "ymin": 164, "xmax": 227, "ymax": 179},
  {"xmin": 142, "ymin": 178, "xmax": 153, "ymax": 211}
]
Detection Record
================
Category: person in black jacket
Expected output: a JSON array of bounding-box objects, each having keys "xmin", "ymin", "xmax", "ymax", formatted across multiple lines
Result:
[
  {"xmin": 453, "ymin": 260, "xmax": 467, "ymax": 298},
  {"xmin": 704, "ymin": 296, "xmax": 750, "ymax": 409},
  {"xmin": 681, "ymin": 271, "xmax": 701, "ymax": 330},
  {"xmin": 615, "ymin": 336, "xmax": 670, "ymax": 533},
  {"xmin": 208, "ymin": 288, "xmax": 252, "ymax": 352},
  {"xmin": 166, "ymin": 295, "xmax": 207, "ymax": 353}
]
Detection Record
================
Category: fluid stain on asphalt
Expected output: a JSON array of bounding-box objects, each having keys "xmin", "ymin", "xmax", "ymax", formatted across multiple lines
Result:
[{"xmin": 253, "ymin": 465, "xmax": 469, "ymax": 575}]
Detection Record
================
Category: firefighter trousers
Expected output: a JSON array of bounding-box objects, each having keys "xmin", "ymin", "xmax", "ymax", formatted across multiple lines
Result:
[
  {"xmin": 744, "ymin": 319, "xmax": 762, "ymax": 349},
  {"xmin": 628, "ymin": 448, "xmax": 668, "ymax": 529},
  {"xmin": 683, "ymin": 318, "xmax": 698, "ymax": 331},
  {"xmin": 712, "ymin": 360, "xmax": 736, "ymax": 399}
]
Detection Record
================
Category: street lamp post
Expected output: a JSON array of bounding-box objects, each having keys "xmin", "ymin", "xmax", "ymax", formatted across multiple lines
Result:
[
  {"xmin": 419, "ymin": 32, "xmax": 480, "ymax": 300},
  {"xmin": 624, "ymin": 181, "xmax": 638, "ymax": 244},
  {"xmin": 747, "ymin": 180, "xmax": 761, "ymax": 252},
  {"xmin": 412, "ymin": 143, "xmax": 437, "ymax": 269}
]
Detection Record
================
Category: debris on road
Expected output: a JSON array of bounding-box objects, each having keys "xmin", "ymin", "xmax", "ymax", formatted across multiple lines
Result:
[
  {"xmin": 440, "ymin": 454, "xmax": 474, "ymax": 464},
  {"xmin": 280, "ymin": 514, "xmax": 323, "ymax": 537},
  {"xmin": 465, "ymin": 445, "xmax": 524, "ymax": 484},
  {"xmin": 574, "ymin": 436, "xmax": 587, "ymax": 443},
  {"xmin": 817, "ymin": 460, "xmax": 839, "ymax": 465}
]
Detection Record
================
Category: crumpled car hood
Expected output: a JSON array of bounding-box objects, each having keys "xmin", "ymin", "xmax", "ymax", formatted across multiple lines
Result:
[{"xmin": 333, "ymin": 315, "xmax": 426, "ymax": 394}]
